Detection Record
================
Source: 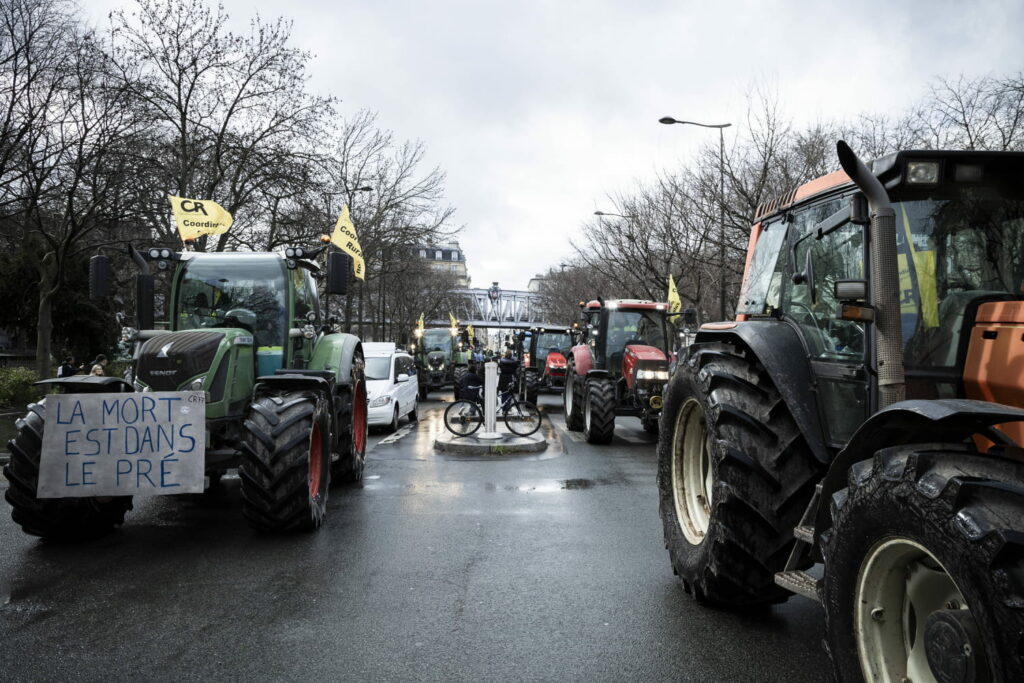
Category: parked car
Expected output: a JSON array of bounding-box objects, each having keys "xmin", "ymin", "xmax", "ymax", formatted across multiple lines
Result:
[{"xmin": 364, "ymin": 342, "xmax": 419, "ymax": 432}]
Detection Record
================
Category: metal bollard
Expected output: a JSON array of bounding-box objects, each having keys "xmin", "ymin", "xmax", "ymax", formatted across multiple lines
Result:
[{"xmin": 479, "ymin": 361, "xmax": 500, "ymax": 439}]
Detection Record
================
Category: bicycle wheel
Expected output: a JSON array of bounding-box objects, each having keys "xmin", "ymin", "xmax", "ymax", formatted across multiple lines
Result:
[
  {"xmin": 444, "ymin": 400, "xmax": 483, "ymax": 436},
  {"xmin": 504, "ymin": 400, "xmax": 542, "ymax": 437}
]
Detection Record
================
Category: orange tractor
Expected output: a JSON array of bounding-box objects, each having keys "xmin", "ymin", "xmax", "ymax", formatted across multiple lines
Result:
[
  {"xmin": 658, "ymin": 142, "xmax": 1024, "ymax": 680},
  {"xmin": 564, "ymin": 299, "xmax": 672, "ymax": 443}
]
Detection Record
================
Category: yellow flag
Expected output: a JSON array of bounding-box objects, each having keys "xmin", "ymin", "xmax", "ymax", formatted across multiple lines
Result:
[
  {"xmin": 417, "ymin": 313, "xmax": 425, "ymax": 332},
  {"xmin": 169, "ymin": 195, "xmax": 233, "ymax": 242},
  {"xmin": 667, "ymin": 274, "xmax": 682, "ymax": 314},
  {"xmin": 329, "ymin": 205, "xmax": 365, "ymax": 281},
  {"xmin": 467, "ymin": 324, "xmax": 474, "ymax": 340},
  {"xmin": 448, "ymin": 312, "xmax": 458, "ymax": 328}
]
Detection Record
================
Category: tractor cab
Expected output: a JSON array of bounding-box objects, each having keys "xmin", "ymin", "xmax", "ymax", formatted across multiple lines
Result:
[
  {"xmin": 562, "ymin": 299, "xmax": 672, "ymax": 443},
  {"xmin": 516, "ymin": 326, "xmax": 573, "ymax": 403}
]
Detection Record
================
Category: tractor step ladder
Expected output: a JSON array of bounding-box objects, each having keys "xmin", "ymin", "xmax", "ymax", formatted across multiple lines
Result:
[{"xmin": 774, "ymin": 483, "xmax": 823, "ymax": 603}]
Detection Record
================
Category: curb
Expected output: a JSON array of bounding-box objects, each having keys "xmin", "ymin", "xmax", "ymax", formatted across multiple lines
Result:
[{"xmin": 434, "ymin": 433, "xmax": 548, "ymax": 455}]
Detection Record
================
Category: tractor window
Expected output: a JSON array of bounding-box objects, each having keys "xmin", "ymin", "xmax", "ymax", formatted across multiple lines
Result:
[
  {"xmin": 738, "ymin": 219, "xmax": 787, "ymax": 316},
  {"xmin": 895, "ymin": 188, "xmax": 1024, "ymax": 369},
  {"xmin": 785, "ymin": 199, "xmax": 866, "ymax": 361},
  {"xmin": 421, "ymin": 329, "xmax": 453, "ymax": 354},
  {"xmin": 606, "ymin": 310, "xmax": 668, "ymax": 353},
  {"xmin": 176, "ymin": 256, "xmax": 287, "ymax": 349},
  {"xmin": 291, "ymin": 269, "xmax": 319, "ymax": 323},
  {"xmin": 534, "ymin": 332, "xmax": 571, "ymax": 361}
]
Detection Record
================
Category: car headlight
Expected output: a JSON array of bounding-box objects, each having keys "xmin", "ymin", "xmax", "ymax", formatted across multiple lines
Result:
[
  {"xmin": 636, "ymin": 369, "xmax": 669, "ymax": 381},
  {"xmin": 188, "ymin": 376, "xmax": 206, "ymax": 390},
  {"xmin": 369, "ymin": 395, "xmax": 392, "ymax": 407}
]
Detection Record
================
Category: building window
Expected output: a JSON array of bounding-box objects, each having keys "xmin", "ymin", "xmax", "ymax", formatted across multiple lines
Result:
[
  {"xmin": 451, "ymin": 251, "xmax": 459, "ymax": 261},
  {"xmin": 435, "ymin": 250, "xmax": 442, "ymax": 260},
  {"xmin": 419, "ymin": 249, "xmax": 426, "ymax": 258}
]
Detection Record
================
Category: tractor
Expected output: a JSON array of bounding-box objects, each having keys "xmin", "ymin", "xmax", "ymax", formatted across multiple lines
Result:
[
  {"xmin": 412, "ymin": 326, "xmax": 470, "ymax": 399},
  {"xmin": 3, "ymin": 244, "xmax": 368, "ymax": 539},
  {"xmin": 515, "ymin": 326, "xmax": 573, "ymax": 404},
  {"xmin": 563, "ymin": 299, "xmax": 672, "ymax": 443},
  {"xmin": 658, "ymin": 141, "xmax": 1024, "ymax": 681}
]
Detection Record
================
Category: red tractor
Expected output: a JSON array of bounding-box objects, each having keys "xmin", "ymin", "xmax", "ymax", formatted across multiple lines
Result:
[
  {"xmin": 563, "ymin": 299, "xmax": 672, "ymax": 443},
  {"xmin": 516, "ymin": 326, "xmax": 573, "ymax": 404}
]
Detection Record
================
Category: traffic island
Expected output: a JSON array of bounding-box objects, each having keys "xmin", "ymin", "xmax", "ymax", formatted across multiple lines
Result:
[{"xmin": 433, "ymin": 431, "xmax": 547, "ymax": 455}]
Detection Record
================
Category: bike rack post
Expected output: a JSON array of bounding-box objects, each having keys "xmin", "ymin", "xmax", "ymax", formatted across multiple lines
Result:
[{"xmin": 479, "ymin": 361, "xmax": 501, "ymax": 439}]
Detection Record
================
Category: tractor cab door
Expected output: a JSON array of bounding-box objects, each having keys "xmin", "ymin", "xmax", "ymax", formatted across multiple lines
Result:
[{"xmin": 782, "ymin": 195, "xmax": 870, "ymax": 448}]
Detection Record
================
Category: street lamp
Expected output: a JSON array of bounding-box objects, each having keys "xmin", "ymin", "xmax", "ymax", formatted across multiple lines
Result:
[
  {"xmin": 659, "ymin": 116, "xmax": 731, "ymax": 320},
  {"xmin": 593, "ymin": 210, "xmax": 636, "ymax": 220}
]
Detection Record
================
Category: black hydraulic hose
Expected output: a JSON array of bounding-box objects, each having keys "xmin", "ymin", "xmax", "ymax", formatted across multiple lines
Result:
[{"xmin": 836, "ymin": 140, "xmax": 905, "ymax": 408}]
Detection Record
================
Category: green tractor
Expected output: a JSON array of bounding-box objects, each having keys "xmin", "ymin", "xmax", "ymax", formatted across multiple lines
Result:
[
  {"xmin": 412, "ymin": 326, "xmax": 470, "ymax": 399},
  {"xmin": 3, "ymin": 244, "xmax": 368, "ymax": 539}
]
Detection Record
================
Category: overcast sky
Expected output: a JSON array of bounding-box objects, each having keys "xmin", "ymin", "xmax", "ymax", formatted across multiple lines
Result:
[{"xmin": 88, "ymin": 0, "xmax": 1024, "ymax": 291}]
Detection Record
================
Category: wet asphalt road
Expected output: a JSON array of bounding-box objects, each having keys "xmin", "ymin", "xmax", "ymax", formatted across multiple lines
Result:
[{"xmin": 0, "ymin": 395, "xmax": 830, "ymax": 682}]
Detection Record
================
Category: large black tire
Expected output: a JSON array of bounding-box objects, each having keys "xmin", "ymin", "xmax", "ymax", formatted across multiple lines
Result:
[
  {"xmin": 331, "ymin": 378, "xmax": 368, "ymax": 484},
  {"xmin": 657, "ymin": 342, "xmax": 821, "ymax": 606},
  {"xmin": 387, "ymin": 405, "xmax": 400, "ymax": 433},
  {"xmin": 239, "ymin": 392, "xmax": 331, "ymax": 532},
  {"xmin": 524, "ymin": 369, "xmax": 540, "ymax": 405},
  {"xmin": 563, "ymin": 366, "xmax": 585, "ymax": 431},
  {"xmin": 418, "ymin": 381, "xmax": 428, "ymax": 401},
  {"xmin": 583, "ymin": 377, "xmax": 616, "ymax": 444},
  {"xmin": 642, "ymin": 415, "xmax": 660, "ymax": 434},
  {"xmin": 452, "ymin": 365, "xmax": 468, "ymax": 400},
  {"xmin": 821, "ymin": 444, "xmax": 1024, "ymax": 682},
  {"xmin": 3, "ymin": 399, "xmax": 132, "ymax": 541}
]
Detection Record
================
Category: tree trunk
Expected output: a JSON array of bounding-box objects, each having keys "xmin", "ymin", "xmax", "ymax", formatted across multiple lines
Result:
[{"xmin": 34, "ymin": 263, "xmax": 57, "ymax": 379}]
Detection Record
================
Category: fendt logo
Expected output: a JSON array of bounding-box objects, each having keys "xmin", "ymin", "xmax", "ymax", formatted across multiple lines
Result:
[
  {"xmin": 157, "ymin": 342, "xmax": 174, "ymax": 358},
  {"xmin": 179, "ymin": 200, "xmax": 208, "ymax": 216}
]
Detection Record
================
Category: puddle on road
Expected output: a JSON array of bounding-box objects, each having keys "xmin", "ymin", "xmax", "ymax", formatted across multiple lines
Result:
[{"xmin": 560, "ymin": 478, "xmax": 594, "ymax": 490}]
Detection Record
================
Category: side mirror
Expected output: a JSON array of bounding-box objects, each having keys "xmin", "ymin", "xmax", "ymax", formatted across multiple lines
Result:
[
  {"xmin": 396, "ymin": 373, "xmax": 410, "ymax": 383},
  {"xmin": 136, "ymin": 273, "xmax": 155, "ymax": 330},
  {"xmin": 327, "ymin": 252, "xmax": 350, "ymax": 295},
  {"xmin": 89, "ymin": 254, "xmax": 111, "ymax": 299},
  {"xmin": 682, "ymin": 308, "xmax": 698, "ymax": 326}
]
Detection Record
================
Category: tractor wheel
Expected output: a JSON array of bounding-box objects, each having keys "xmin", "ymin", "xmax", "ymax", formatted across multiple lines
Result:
[
  {"xmin": 524, "ymin": 370, "xmax": 540, "ymax": 405},
  {"xmin": 583, "ymin": 377, "xmax": 616, "ymax": 444},
  {"xmin": 820, "ymin": 444, "xmax": 1024, "ymax": 683},
  {"xmin": 331, "ymin": 377, "xmax": 368, "ymax": 484},
  {"xmin": 3, "ymin": 398, "xmax": 132, "ymax": 541},
  {"xmin": 452, "ymin": 365, "xmax": 468, "ymax": 400},
  {"xmin": 563, "ymin": 367, "xmax": 585, "ymax": 431},
  {"xmin": 657, "ymin": 342, "xmax": 821, "ymax": 606},
  {"xmin": 239, "ymin": 392, "xmax": 331, "ymax": 532}
]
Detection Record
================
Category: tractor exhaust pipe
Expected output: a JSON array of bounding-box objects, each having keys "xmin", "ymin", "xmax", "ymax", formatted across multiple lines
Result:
[{"xmin": 836, "ymin": 141, "xmax": 904, "ymax": 409}]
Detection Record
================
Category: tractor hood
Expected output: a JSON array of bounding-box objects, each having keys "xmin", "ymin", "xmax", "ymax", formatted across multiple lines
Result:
[
  {"xmin": 622, "ymin": 344, "xmax": 668, "ymax": 389},
  {"xmin": 136, "ymin": 330, "xmax": 226, "ymax": 391},
  {"xmin": 546, "ymin": 352, "xmax": 567, "ymax": 370}
]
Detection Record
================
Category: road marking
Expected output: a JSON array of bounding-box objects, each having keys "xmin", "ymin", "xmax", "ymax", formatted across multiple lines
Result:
[
  {"xmin": 377, "ymin": 423, "xmax": 415, "ymax": 446},
  {"xmin": 564, "ymin": 430, "xmax": 584, "ymax": 442}
]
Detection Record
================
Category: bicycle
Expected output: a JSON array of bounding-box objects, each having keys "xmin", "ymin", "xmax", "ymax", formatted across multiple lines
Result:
[{"xmin": 443, "ymin": 385, "xmax": 542, "ymax": 437}]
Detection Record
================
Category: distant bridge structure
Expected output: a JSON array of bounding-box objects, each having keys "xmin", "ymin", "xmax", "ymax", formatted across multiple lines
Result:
[{"xmin": 427, "ymin": 283, "xmax": 550, "ymax": 329}]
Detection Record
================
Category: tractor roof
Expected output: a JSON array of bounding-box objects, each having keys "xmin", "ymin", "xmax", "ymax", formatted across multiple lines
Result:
[
  {"xmin": 754, "ymin": 148, "xmax": 1024, "ymax": 222},
  {"xmin": 583, "ymin": 299, "xmax": 667, "ymax": 311}
]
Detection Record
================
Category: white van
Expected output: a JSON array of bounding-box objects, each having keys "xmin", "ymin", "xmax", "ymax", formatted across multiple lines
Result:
[{"xmin": 363, "ymin": 342, "xmax": 419, "ymax": 432}]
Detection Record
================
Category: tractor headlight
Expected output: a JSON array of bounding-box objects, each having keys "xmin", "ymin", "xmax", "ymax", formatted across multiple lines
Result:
[
  {"xmin": 302, "ymin": 324, "xmax": 317, "ymax": 339},
  {"xmin": 188, "ymin": 376, "xmax": 206, "ymax": 391},
  {"xmin": 148, "ymin": 248, "xmax": 160, "ymax": 259},
  {"xmin": 285, "ymin": 247, "xmax": 295, "ymax": 258},
  {"xmin": 369, "ymin": 395, "xmax": 392, "ymax": 408},
  {"xmin": 120, "ymin": 326, "xmax": 138, "ymax": 342},
  {"xmin": 636, "ymin": 369, "xmax": 669, "ymax": 381},
  {"xmin": 907, "ymin": 160, "xmax": 940, "ymax": 185}
]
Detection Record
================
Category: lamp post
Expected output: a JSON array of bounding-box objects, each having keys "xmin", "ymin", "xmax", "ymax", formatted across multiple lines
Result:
[{"xmin": 659, "ymin": 116, "xmax": 731, "ymax": 320}]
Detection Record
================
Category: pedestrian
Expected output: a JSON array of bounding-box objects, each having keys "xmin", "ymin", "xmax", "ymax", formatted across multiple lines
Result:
[
  {"xmin": 90, "ymin": 354, "xmax": 108, "ymax": 377},
  {"xmin": 57, "ymin": 356, "xmax": 76, "ymax": 378},
  {"xmin": 459, "ymin": 362, "xmax": 484, "ymax": 400},
  {"xmin": 497, "ymin": 350, "xmax": 518, "ymax": 393}
]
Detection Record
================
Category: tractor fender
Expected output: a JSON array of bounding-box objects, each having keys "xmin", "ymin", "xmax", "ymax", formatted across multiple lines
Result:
[
  {"xmin": 695, "ymin": 320, "xmax": 830, "ymax": 464},
  {"xmin": 568, "ymin": 345, "xmax": 593, "ymax": 376},
  {"xmin": 35, "ymin": 376, "xmax": 133, "ymax": 393},
  {"xmin": 813, "ymin": 398, "xmax": 1024, "ymax": 541},
  {"xmin": 586, "ymin": 369, "xmax": 612, "ymax": 379},
  {"xmin": 308, "ymin": 332, "xmax": 363, "ymax": 386}
]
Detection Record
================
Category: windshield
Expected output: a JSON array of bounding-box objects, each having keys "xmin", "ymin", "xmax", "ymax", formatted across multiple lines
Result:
[
  {"xmin": 606, "ymin": 310, "xmax": 668, "ymax": 352},
  {"xmin": 365, "ymin": 357, "xmax": 392, "ymax": 381},
  {"xmin": 176, "ymin": 255, "xmax": 287, "ymax": 348},
  {"xmin": 534, "ymin": 332, "xmax": 571, "ymax": 361},
  {"xmin": 894, "ymin": 187, "xmax": 1024, "ymax": 368},
  {"xmin": 422, "ymin": 329, "xmax": 453, "ymax": 354}
]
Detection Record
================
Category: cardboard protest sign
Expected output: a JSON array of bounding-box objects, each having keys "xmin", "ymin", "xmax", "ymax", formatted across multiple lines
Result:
[{"xmin": 37, "ymin": 392, "xmax": 206, "ymax": 498}]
